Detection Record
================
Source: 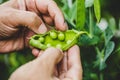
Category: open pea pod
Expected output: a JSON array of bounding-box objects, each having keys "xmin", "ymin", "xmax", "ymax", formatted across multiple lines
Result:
[{"xmin": 29, "ymin": 29, "xmax": 88, "ymax": 51}]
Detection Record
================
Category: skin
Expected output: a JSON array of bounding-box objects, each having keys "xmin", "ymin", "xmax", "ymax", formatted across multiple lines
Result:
[
  {"xmin": 0, "ymin": 0, "xmax": 82, "ymax": 79},
  {"xmin": 0, "ymin": 0, "xmax": 68, "ymax": 53},
  {"xmin": 9, "ymin": 45, "xmax": 83, "ymax": 80}
]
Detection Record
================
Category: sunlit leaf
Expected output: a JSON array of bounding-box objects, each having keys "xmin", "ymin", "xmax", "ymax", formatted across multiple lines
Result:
[
  {"xmin": 85, "ymin": 0, "xmax": 94, "ymax": 8},
  {"xmin": 95, "ymin": 47, "xmax": 106, "ymax": 70},
  {"xmin": 104, "ymin": 41, "xmax": 115, "ymax": 61},
  {"xmin": 77, "ymin": 0, "xmax": 85, "ymax": 30},
  {"xmin": 104, "ymin": 27, "xmax": 113, "ymax": 46},
  {"xmin": 94, "ymin": 0, "xmax": 101, "ymax": 23}
]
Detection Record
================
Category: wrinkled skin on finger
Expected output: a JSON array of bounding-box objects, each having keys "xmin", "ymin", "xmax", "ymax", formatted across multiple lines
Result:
[
  {"xmin": 9, "ymin": 45, "xmax": 82, "ymax": 80},
  {"xmin": 0, "ymin": 0, "xmax": 68, "ymax": 53}
]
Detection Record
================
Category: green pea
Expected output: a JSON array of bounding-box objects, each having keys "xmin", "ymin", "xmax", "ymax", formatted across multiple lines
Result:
[
  {"xmin": 67, "ymin": 40, "xmax": 72, "ymax": 44},
  {"xmin": 29, "ymin": 30, "xmax": 88, "ymax": 51},
  {"xmin": 47, "ymin": 43, "xmax": 51, "ymax": 47},
  {"xmin": 56, "ymin": 44, "xmax": 62, "ymax": 49},
  {"xmin": 58, "ymin": 32, "xmax": 65, "ymax": 41},
  {"xmin": 50, "ymin": 31, "xmax": 57, "ymax": 39},
  {"xmin": 39, "ymin": 37, "xmax": 44, "ymax": 43}
]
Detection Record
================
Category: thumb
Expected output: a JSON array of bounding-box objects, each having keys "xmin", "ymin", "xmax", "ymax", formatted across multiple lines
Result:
[
  {"xmin": 39, "ymin": 47, "xmax": 63, "ymax": 74},
  {"xmin": 10, "ymin": 8, "xmax": 47, "ymax": 34}
]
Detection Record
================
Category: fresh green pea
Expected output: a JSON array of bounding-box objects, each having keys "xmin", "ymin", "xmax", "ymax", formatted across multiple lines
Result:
[
  {"xmin": 67, "ymin": 40, "xmax": 72, "ymax": 44},
  {"xmin": 29, "ymin": 29, "xmax": 88, "ymax": 51},
  {"xmin": 50, "ymin": 31, "xmax": 57, "ymax": 39},
  {"xmin": 47, "ymin": 43, "xmax": 51, "ymax": 47},
  {"xmin": 56, "ymin": 44, "xmax": 62, "ymax": 48},
  {"xmin": 39, "ymin": 37, "xmax": 44, "ymax": 43},
  {"xmin": 58, "ymin": 32, "xmax": 65, "ymax": 41}
]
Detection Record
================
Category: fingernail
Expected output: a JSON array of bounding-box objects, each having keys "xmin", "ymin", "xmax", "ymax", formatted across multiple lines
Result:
[
  {"xmin": 38, "ymin": 24, "xmax": 47, "ymax": 34},
  {"xmin": 57, "ymin": 48, "xmax": 63, "ymax": 54}
]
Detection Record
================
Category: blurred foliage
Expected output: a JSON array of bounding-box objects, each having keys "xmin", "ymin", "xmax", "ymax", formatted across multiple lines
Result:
[
  {"xmin": 0, "ymin": 0, "xmax": 120, "ymax": 80},
  {"xmin": 0, "ymin": 0, "xmax": 7, "ymax": 4},
  {"xmin": 0, "ymin": 48, "xmax": 34, "ymax": 80}
]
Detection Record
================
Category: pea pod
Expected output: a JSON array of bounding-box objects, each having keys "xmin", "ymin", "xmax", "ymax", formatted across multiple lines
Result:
[{"xmin": 29, "ymin": 29, "xmax": 88, "ymax": 51}]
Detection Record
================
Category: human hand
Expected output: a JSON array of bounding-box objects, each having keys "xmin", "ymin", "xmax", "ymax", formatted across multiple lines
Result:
[
  {"xmin": 0, "ymin": 0, "xmax": 67, "ymax": 53},
  {"xmin": 9, "ymin": 45, "xmax": 82, "ymax": 80}
]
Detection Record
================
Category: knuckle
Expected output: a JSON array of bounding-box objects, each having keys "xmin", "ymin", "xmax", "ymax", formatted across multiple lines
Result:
[
  {"xmin": 27, "ymin": 12, "xmax": 42, "ymax": 29},
  {"xmin": 49, "ymin": 47, "xmax": 62, "ymax": 54},
  {"xmin": 3, "ymin": 8, "xmax": 16, "ymax": 19}
]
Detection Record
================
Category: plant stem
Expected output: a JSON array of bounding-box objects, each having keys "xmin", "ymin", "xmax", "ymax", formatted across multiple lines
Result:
[
  {"xmin": 89, "ymin": 8, "xmax": 93, "ymax": 36},
  {"xmin": 100, "ymin": 72, "xmax": 103, "ymax": 80}
]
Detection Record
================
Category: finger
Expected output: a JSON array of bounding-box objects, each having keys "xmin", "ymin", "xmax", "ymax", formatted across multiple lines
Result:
[
  {"xmin": 32, "ymin": 49, "xmax": 44, "ymax": 57},
  {"xmin": 68, "ymin": 45, "xmax": 82, "ymax": 69},
  {"xmin": 24, "ymin": 29, "xmax": 35, "ymax": 47},
  {"xmin": 37, "ymin": 49, "xmax": 59, "ymax": 77},
  {"xmin": 47, "ymin": 1, "xmax": 68, "ymax": 31},
  {"xmin": 32, "ymin": 48, "xmax": 40, "ymax": 57},
  {"xmin": 18, "ymin": 0, "xmax": 53, "ymax": 23},
  {"xmin": 54, "ymin": 66, "xmax": 58, "ymax": 77},
  {"xmin": 18, "ymin": 0, "xmax": 26, "ymax": 10},
  {"xmin": 36, "ymin": 0, "xmax": 68, "ymax": 31},
  {"xmin": 66, "ymin": 45, "xmax": 82, "ymax": 80},
  {"xmin": 38, "ymin": 49, "xmax": 59, "ymax": 77},
  {"xmin": 58, "ymin": 52, "xmax": 68, "ymax": 79},
  {"xmin": 0, "ymin": 22, "xmax": 19, "ymax": 39},
  {"xmin": 0, "ymin": 0, "xmax": 18, "ymax": 8},
  {"xmin": 39, "ymin": 47, "xmax": 64, "ymax": 75},
  {"xmin": 25, "ymin": 0, "xmax": 39, "ymax": 14},
  {"xmin": 42, "ymin": 15, "xmax": 54, "ymax": 26},
  {"xmin": 9, "ymin": 8, "xmax": 47, "ymax": 34},
  {"xmin": 38, "ymin": 50, "xmax": 44, "ymax": 57},
  {"xmin": 0, "ymin": 38, "xmax": 24, "ymax": 53},
  {"xmin": 62, "ymin": 78, "xmax": 71, "ymax": 80}
]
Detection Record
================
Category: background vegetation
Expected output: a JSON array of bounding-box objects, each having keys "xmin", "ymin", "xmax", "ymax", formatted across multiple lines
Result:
[{"xmin": 0, "ymin": 0, "xmax": 120, "ymax": 80}]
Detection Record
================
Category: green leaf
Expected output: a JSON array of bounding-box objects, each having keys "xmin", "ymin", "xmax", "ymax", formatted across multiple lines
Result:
[
  {"xmin": 108, "ymin": 17, "xmax": 116, "ymax": 34},
  {"xmin": 90, "ymin": 73, "xmax": 99, "ymax": 80},
  {"xmin": 94, "ymin": 0, "xmax": 101, "ymax": 23},
  {"xmin": 94, "ymin": 47, "xmax": 106, "ymax": 70},
  {"xmin": 104, "ymin": 27, "xmax": 114, "ymax": 46},
  {"xmin": 61, "ymin": 0, "xmax": 76, "ymax": 28},
  {"xmin": 104, "ymin": 41, "xmax": 115, "ymax": 61},
  {"xmin": 78, "ymin": 35, "xmax": 100, "ymax": 46},
  {"xmin": 77, "ymin": 0, "xmax": 85, "ymax": 30},
  {"xmin": 70, "ymin": 2, "xmax": 76, "ymax": 23},
  {"xmin": 85, "ymin": 0, "xmax": 94, "ymax": 8}
]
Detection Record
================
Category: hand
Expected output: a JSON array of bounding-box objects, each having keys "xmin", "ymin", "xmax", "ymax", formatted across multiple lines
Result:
[
  {"xmin": 9, "ymin": 45, "xmax": 82, "ymax": 80},
  {"xmin": 0, "ymin": 0, "xmax": 68, "ymax": 53}
]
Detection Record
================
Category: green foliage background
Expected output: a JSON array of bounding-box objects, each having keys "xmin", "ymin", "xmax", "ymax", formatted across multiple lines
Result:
[{"xmin": 0, "ymin": 0, "xmax": 120, "ymax": 80}]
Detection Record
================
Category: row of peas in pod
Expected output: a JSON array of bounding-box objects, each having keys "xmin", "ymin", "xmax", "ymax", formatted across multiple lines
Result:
[{"xmin": 29, "ymin": 29, "xmax": 88, "ymax": 51}]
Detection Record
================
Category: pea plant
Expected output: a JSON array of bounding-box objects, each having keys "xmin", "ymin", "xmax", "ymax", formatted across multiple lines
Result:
[
  {"xmin": 55, "ymin": 0, "xmax": 120, "ymax": 80},
  {"xmin": 30, "ymin": 0, "xmax": 118, "ymax": 79}
]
